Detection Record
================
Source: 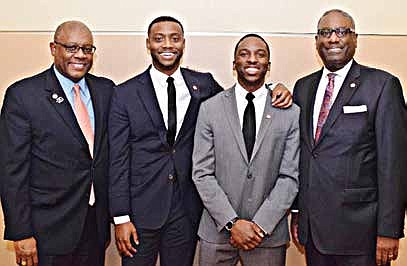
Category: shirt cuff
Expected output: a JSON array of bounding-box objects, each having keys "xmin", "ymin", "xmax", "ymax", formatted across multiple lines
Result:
[{"xmin": 113, "ymin": 215, "xmax": 130, "ymax": 225}]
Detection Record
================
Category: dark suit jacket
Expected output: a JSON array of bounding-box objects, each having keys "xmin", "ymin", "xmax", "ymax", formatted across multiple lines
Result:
[
  {"xmin": 293, "ymin": 61, "xmax": 406, "ymax": 255},
  {"xmin": 0, "ymin": 66, "xmax": 114, "ymax": 255},
  {"xmin": 108, "ymin": 66, "xmax": 223, "ymax": 231}
]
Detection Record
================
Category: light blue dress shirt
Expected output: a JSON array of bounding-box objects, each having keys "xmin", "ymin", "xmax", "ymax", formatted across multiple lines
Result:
[{"xmin": 53, "ymin": 66, "xmax": 95, "ymax": 133}]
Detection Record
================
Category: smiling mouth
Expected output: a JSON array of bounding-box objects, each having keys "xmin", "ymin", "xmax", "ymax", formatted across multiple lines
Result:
[
  {"xmin": 327, "ymin": 47, "xmax": 343, "ymax": 54},
  {"xmin": 69, "ymin": 63, "xmax": 87, "ymax": 70},
  {"xmin": 159, "ymin": 52, "xmax": 176, "ymax": 59},
  {"xmin": 244, "ymin": 67, "xmax": 260, "ymax": 75}
]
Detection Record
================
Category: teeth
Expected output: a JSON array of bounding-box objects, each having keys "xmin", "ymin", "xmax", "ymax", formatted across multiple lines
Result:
[
  {"xmin": 161, "ymin": 52, "xmax": 174, "ymax": 57},
  {"xmin": 245, "ymin": 67, "xmax": 259, "ymax": 74},
  {"xmin": 71, "ymin": 63, "xmax": 85, "ymax": 69},
  {"xmin": 328, "ymin": 48, "xmax": 342, "ymax": 52}
]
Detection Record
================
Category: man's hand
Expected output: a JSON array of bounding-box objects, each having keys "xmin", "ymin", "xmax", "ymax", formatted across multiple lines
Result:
[
  {"xmin": 229, "ymin": 219, "xmax": 263, "ymax": 250},
  {"xmin": 271, "ymin": 83, "xmax": 293, "ymax": 108},
  {"xmin": 115, "ymin": 222, "xmax": 139, "ymax": 257},
  {"xmin": 376, "ymin": 236, "xmax": 399, "ymax": 265},
  {"xmin": 14, "ymin": 237, "xmax": 38, "ymax": 266},
  {"xmin": 290, "ymin": 212, "xmax": 304, "ymax": 252}
]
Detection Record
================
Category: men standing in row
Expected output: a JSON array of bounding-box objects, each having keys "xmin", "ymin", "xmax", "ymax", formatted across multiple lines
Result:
[
  {"xmin": 108, "ymin": 16, "xmax": 292, "ymax": 266},
  {"xmin": 0, "ymin": 21, "xmax": 114, "ymax": 266},
  {"xmin": 291, "ymin": 9, "xmax": 406, "ymax": 266},
  {"xmin": 192, "ymin": 34, "xmax": 300, "ymax": 266}
]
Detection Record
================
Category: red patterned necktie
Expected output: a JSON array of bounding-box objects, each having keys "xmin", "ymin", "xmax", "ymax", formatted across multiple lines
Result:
[
  {"xmin": 315, "ymin": 73, "xmax": 336, "ymax": 142},
  {"xmin": 73, "ymin": 84, "xmax": 95, "ymax": 205}
]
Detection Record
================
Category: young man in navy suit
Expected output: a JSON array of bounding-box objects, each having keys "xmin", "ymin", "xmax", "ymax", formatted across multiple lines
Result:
[
  {"xmin": 108, "ymin": 16, "xmax": 292, "ymax": 266},
  {"xmin": 0, "ymin": 21, "xmax": 114, "ymax": 266}
]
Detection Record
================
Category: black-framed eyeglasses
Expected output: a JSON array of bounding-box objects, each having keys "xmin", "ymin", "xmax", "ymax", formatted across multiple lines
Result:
[
  {"xmin": 54, "ymin": 41, "xmax": 96, "ymax": 54},
  {"xmin": 317, "ymin": 27, "xmax": 355, "ymax": 38}
]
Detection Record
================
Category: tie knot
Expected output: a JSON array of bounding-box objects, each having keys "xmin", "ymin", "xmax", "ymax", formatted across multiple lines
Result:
[
  {"xmin": 73, "ymin": 84, "xmax": 81, "ymax": 94},
  {"xmin": 246, "ymin": 92, "xmax": 255, "ymax": 102},
  {"xmin": 327, "ymin": 73, "xmax": 336, "ymax": 81},
  {"xmin": 167, "ymin": 76, "xmax": 174, "ymax": 84}
]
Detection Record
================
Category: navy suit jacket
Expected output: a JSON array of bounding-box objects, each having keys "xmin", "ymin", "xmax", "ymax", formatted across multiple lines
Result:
[
  {"xmin": 108, "ymin": 66, "xmax": 223, "ymax": 231},
  {"xmin": 0, "ymin": 67, "xmax": 114, "ymax": 255},
  {"xmin": 293, "ymin": 61, "xmax": 406, "ymax": 255}
]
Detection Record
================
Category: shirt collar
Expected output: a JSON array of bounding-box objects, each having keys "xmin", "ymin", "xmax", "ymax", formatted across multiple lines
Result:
[
  {"xmin": 53, "ymin": 65, "xmax": 88, "ymax": 97},
  {"xmin": 322, "ymin": 59, "xmax": 353, "ymax": 79},
  {"xmin": 235, "ymin": 82, "xmax": 267, "ymax": 100},
  {"xmin": 150, "ymin": 64, "xmax": 183, "ymax": 88}
]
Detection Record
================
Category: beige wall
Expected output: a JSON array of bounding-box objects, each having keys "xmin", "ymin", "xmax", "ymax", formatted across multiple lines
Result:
[{"xmin": 1, "ymin": 2, "xmax": 407, "ymax": 266}]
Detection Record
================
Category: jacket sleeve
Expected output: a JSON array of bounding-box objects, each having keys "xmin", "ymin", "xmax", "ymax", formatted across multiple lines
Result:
[{"xmin": 0, "ymin": 84, "xmax": 34, "ymax": 240}]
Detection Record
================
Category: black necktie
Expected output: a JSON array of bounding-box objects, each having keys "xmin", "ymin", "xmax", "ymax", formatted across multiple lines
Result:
[
  {"xmin": 167, "ymin": 76, "xmax": 176, "ymax": 146},
  {"xmin": 243, "ymin": 92, "xmax": 255, "ymax": 160}
]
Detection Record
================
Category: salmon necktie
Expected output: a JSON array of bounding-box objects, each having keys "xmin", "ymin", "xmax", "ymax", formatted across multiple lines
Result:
[
  {"xmin": 315, "ymin": 73, "xmax": 336, "ymax": 142},
  {"xmin": 73, "ymin": 84, "xmax": 95, "ymax": 205}
]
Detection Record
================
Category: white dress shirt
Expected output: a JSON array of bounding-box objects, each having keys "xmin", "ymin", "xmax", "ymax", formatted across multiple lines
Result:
[
  {"xmin": 235, "ymin": 82, "xmax": 268, "ymax": 137},
  {"xmin": 150, "ymin": 65, "xmax": 191, "ymax": 136},
  {"xmin": 312, "ymin": 60, "xmax": 353, "ymax": 137},
  {"xmin": 114, "ymin": 65, "xmax": 192, "ymax": 225}
]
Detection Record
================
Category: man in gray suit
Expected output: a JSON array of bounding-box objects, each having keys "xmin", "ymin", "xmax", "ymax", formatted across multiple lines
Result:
[{"xmin": 192, "ymin": 34, "xmax": 300, "ymax": 266}]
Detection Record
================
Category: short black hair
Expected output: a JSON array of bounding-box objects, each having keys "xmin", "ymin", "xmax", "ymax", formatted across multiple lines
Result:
[
  {"xmin": 233, "ymin": 33, "xmax": 270, "ymax": 59},
  {"xmin": 147, "ymin": 16, "xmax": 184, "ymax": 35}
]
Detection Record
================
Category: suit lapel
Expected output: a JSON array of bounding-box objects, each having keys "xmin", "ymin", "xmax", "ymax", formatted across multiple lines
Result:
[
  {"xmin": 86, "ymin": 75, "xmax": 103, "ymax": 158},
  {"xmin": 45, "ymin": 68, "xmax": 88, "ymax": 148},
  {"xmin": 222, "ymin": 86, "xmax": 249, "ymax": 164},
  {"xmin": 304, "ymin": 70, "xmax": 323, "ymax": 150},
  {"xmin": 314, "ymin": 62, "xmax": 361, "ymax": 148},
  {"xmin": 136, "ymin": 68, "xmax": 168, "ymax": 146},
  {"xmin": 175, "ymin": 68, "xmax": 201, "ymax": 145},
  {"xmin": 250, "ymin": 92, "xmax": 273, "ymax": 161}
]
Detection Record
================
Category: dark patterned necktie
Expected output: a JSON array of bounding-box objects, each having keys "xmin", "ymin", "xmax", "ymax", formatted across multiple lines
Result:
[{"xmin": 315, "ymin": 73, "xmax": 336, "ymax": 142}]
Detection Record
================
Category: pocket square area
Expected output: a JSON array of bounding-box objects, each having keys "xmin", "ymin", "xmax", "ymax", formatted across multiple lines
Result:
[{"xmin": 343, "ymin": 105, "xmax": 367, "ymax": 114}]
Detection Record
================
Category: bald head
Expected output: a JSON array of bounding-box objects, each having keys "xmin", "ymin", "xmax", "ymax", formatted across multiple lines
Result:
[
  {"xmin": 50, "ymin": 20, "xmax": 94, "ymax": 82},
  {"xmin": 54, "ymin": 21, "xmax": 93, "ymax": 43}
]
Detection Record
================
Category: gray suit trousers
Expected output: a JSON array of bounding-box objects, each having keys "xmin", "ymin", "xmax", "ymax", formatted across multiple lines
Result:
[{"xmin": 199, "ymin": 239, "xmax": 286, "ymax": 266}]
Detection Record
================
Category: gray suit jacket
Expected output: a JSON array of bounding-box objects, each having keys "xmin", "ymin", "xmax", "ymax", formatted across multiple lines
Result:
[{"xmin": 192, "ymin": 85, "xmax": 300, "ymax": 247}]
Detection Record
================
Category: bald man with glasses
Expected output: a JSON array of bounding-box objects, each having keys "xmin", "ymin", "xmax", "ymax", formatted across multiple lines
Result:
[{"xmin": 0, "ymin": 21, "xmax": 114, "ymax": 266}]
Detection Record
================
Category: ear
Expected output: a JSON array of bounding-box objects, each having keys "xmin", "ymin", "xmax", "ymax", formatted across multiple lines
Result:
[
  {"xmin": 146, "ymin": 38, "xmax": 150, "ymax": 51},
  {"xmin": 50, "ymin": 42, "xmax": 56, "ymax": 56},
  {"xmin": 232, "ymin": 61, "xmax": 236, "ymax": 71},
  {"xmin": 354, "ymin": 34, "xmax": 358, "ymax": 48},
  {"xmin": 267, "ymin": 61, "xmax": 271, "ymax": 71}
]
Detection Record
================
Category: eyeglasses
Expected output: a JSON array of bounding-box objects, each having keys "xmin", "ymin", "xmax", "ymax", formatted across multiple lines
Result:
[
  {"xmin": 317, "ymin": 27, "xmax": 355, "ymax": 38},
  {"xmin": 54, "ymin": 41, "xmax": 96, "ymax": 54}
]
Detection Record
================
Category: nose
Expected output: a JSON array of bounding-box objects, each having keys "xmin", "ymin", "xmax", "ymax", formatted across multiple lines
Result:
[
  {"xmin": 74, "ymin": 47, "xmax": 87, "ymax": 58},
  {"xmin": 247, "ymin": 53, "xmax": 258, "ymax": 63},
  {"xmin": 163, "ymin": 37, "xmax": 173, "ymax": 48},
  {"xmin": 328, "ymin": 32, "xmax": 340, "ymax": 42}
]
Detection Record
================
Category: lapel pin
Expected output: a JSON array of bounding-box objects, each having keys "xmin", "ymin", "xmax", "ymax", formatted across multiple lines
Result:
[
  {"xmin": 56, "ymin": 97, "xmax": 64, "ymax": 104},
  {"xmin": 266, "ymin": 114, "xmax": 271, "ymax": 119},
  {"xmin": 52, "ymin": 93, "xmax": 58, "ymax": 99},
  {"xmin": 192, "ymin": 85, "xmax": 198, "ymax": 91},
  {"xmin": 350, "ymin": 82, "xmax": 356, "ymax": 88}
]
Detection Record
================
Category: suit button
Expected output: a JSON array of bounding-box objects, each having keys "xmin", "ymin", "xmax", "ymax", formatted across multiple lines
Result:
[
  {"xmin": 247, "ymin": 174, "xmax": 253, "ymax": 179},
  {"xmin": 312, "ymin": 153, "xmax": 318, "ymax": 158},
  {"xmin": 172, "ymin": 149, "xmax": 176, "ymax": 154},
  {"xmin": 169, "ymin": 174, "xmax": 174, "ymax": 181}
]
